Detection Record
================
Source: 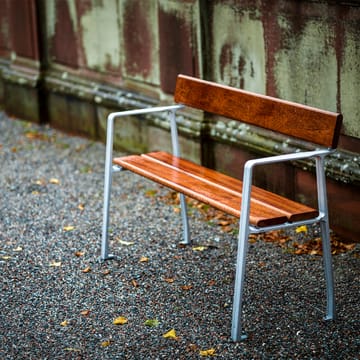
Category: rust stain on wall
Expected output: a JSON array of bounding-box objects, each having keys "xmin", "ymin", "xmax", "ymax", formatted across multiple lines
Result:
[
  {"xmin": 9, "ymin": 0, "xmax": 39, "ymax": 60},
  {"xmin": 51, "ymin": 1, "xmax": 79, "ymax": 68},
  {"xmin": 158, "ymin": 6, "xmax": 197, "ymax": 93},
  {"xmin": 123, "ymin": 0, "xmax": 154, "ymax": 79}
]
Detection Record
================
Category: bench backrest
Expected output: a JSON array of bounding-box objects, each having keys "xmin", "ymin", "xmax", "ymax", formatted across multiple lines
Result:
[{"xmin": 174, "ymin": 74, "xmax": 342, "ymax": 148}]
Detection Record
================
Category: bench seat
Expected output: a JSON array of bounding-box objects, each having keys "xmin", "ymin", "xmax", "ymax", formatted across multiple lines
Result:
[{"xmin": 113, "ymin": 151, "xmax": 318, "ymax": 228}]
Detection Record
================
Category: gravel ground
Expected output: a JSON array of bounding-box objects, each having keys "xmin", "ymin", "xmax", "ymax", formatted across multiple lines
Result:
[{"xmin": 0, "ymin": 112, "xmax": 359, "ymax": 359}]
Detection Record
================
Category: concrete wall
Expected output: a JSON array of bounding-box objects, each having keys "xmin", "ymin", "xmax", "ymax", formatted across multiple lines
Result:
[{"xmin": 0, "ymin": 0, "xmax": 359, "ymax": 242}]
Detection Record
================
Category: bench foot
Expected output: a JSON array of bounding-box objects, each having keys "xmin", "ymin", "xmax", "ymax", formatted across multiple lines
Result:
[
  {"xmin": 324, "ymin": 314, "xmax": 335, "ymax": 321},
  {"xmin": 231, "ymin": 333, "xmax": 248, "ymax": 342},
  {"xmin": 98, "ymin": 254, "xmax": 116, "ymax": 263}
]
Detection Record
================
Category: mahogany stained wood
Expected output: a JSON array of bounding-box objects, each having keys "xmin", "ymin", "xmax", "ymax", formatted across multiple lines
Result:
[
  {"xmin": 174, "ymin": 74, "xmax": 342, "ymax": 148},
  {"xmin": 114, "ymin": 152, "xmax": 318, "ymax": 228}
]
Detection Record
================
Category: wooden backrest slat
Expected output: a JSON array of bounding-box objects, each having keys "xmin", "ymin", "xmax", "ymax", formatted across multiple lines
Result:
[{"xmin": 174, "ymin": 74, "xmax": 342, "ymax": 148}]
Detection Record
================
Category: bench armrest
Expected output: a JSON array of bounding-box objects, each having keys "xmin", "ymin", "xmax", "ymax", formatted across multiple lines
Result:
[
  {"xmin": 240, "ymin": 148, "xmax": 335, "ymax": 232},
  {"xmin": 244, "ymin": 148, "xmax": 333, "ymax": 169},
  {"xmin": 104, "ymin": 104, "xmax": 184, "ymax": 170}
]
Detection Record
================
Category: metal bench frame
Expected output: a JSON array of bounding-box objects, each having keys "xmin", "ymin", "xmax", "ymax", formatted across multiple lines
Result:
[{"xmin": 100, "ymin": 85, "xmax": 337, "ymax": 342}]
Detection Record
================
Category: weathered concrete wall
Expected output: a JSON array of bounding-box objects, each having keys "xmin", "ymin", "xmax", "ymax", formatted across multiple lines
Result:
[{"xmin": 0, "ymin": 0, "xmax": 359, "ymax": 242}]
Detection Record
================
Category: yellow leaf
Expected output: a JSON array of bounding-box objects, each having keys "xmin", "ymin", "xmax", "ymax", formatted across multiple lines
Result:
[
  {"xmin": 164, "ymin": 278, "xmax": 175, "ymax": 283},
  {"xmin": 81, "ymin": 267, "xmax": 91, "ymax": 273},
  {"xmin": 63, "ymin": 226, "xmax": 75, "ymax": 231},
  {"xmin": 163, "ymin": 329, "xmax": 177, "ymax": 339},
  {"xmin": 78, "ymin": 203, "xmax": 85, "ymax": 211},
  {"xmin": 35, "ymin": 179, "xmax": 45, "ymax": 186},
  {"xmin": 60, "ymin": 320, "xmax": 69, "ymax": 327},
  {"xmin": 192, "ymin": 246, "xmax": 207, "ymax": 251},
  {"xmin": 295, "ymin": 225, "xmax": 308, "ymax": 233},
  {"xmin": 199, "ymin": 348, "xmax": 216, "ymax": 356},
  {"xmin": 139, "ymin": 256, "xmax": 149, "ymax": 262},
  {"xmin": 13, "ymin": 246, "xmax": 23, "ymax": 252},
  {"xmin": 49, "ymin": 178, "xmax": 60, "ymax": 184},
  {"xmin": 113, "ymin": 316, "xmax": 128, "ymax": 325},
  {"xmin": 80, "ymin": 310, "xmax": 91, "ymax": 316},
  {"xmin": 49, "ymin": 261, "xmax": 61, "ymax": 267},
  {"xmin": 1, "ymin": 256, "xmax": 11, "ymax": 260},
  {"xmin": 101, "ymin": 340, "xmax": 111, "ymax": 347}
]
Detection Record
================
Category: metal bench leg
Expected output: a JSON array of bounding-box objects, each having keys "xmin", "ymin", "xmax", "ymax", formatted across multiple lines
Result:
[
  {"xmin": 231, "ymin": 223, "xmax": 249, "ymax": 341},
  {"xmin": 316, "ymin": 155, "xmax": 335, "ymax": 320},
  {"xmin": 231, "ymin": 161, "xmax": 253, "ymax": 341},
  {"xmin": 320, "ymin": 218, "xmax": 335, "ymax": 320},
  {"xmin": 179, "ymin": 193, "xmax": 190, "ymax": 244},
  {"xmin": 100, "ymin": 164, "xmax": 114, "ymax": 261},
  {"xmin": 100, "ymin": 114, "xmax": 117, "ymax": 262}
]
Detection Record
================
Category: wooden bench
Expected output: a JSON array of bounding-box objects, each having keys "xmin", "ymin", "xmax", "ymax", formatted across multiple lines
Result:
[{"xmin": 100, "ymin": 74, "xmax": 342, "ymax": 341}]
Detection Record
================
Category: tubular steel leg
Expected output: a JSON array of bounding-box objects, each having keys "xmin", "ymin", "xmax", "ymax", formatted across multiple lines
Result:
[
  {"xmin": 316, "ymin": 155, "xmax": 335, "ymax": 320},
  {"xmin": 100, "ymin": 165, "xmax": 114, "ymax": 261},
  {"xmin": 179, "ymin": 193, "xmax": 190, "ymax": 244},
  {"xmin": 231, "ymin": 224, "xmax": 250, "ymax": 341},
  {"xmin": 100, "ymin": 114, "xmax": 116, "ymax": 261},
  {"xmin": 231, "ymin": 162, "xmax": 253, "ymax": 341},
  {"xmin": 320, "ymin": 218, "xmax": 335, "ymax": 320}
]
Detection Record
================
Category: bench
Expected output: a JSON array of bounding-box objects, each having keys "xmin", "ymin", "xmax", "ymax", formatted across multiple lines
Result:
[{"xmin": 100, "ymin": 74, "xmax": 343, "ymax": 341}]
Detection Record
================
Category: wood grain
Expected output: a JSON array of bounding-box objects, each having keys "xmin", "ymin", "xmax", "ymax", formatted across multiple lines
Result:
[
  {"xmin": 174, "ymin": 74, "xmax": 342, "ymax": 148},
  {"xmin": 114, "ymin": 152, "xmax": 318, "ymax": 227}
]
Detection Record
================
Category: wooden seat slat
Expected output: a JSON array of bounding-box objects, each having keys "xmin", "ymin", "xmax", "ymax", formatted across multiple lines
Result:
[
  {"xmin": 114, "ymin": 151, "xmax": 318, "ymax": 227},
  {"xmin": 146, "ymin": 152, "xmax": 318, "ymax": 223}
]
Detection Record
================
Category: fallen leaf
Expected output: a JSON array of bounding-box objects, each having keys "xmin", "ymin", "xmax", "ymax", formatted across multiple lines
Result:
[
  {"xmin": 208, "ymin": 279, "xmax": 216, "ymax": 286},
  {"xmin": 131, "ymin": 279, "xmax": 139, "ymax": 288},
  {"xmin": 1, "ymin": 256, "xmax": 11, "ymax": 260},
  {"xmin": 25, "ymin": 131, "xmax": 49, "ymax": 141},
  {"xmin": 192, "ymin": 246, "xmax": 207, "ymax": 252},
  {"xmin": 101, "ymin": 340, "xmax": 111, "ymax": 347},
  {"xmin": 113, "ymin": 316, "xmax": 128, "ymax": 325},
  {"xmin": 102, "ymin": 269, "xmax": 111, "ymax": 275},
  {"xmin": 187, "ymin": 343, "xmax": 198, "ymax": 352},
  {"xmin": 199, "ymin": 348, "xmax": 216, "ymax": 356},
  {"xmin": 164, "ymin": 278, "xmax": 175, "ymax": 283},
  {"xmin": 49, "ymin": 178, "xmax": 60, "ymax": 184},
  {"xmin": 139, "ymin": 256, "xmax": 149, "ymax": 263},
  {"xmin": 78, "ymin": 203, "xmax": 85, "ymax": 211},
  {"xmin": 60, "ymin": 320, "xmax": 69, "ymax": 327},
  {"xmin": 64, "ymin": 347, "xmax": 81, "ymax": 352},
  {"xmin": 117, "ymin": 239, "xmax": 134, "ymax": 246},
  {"xmin": 80, "ymin": 310, "xmax": 90, "ymax": 317},
  {"xmin": 13, "ymin": 246, "xmax": 23, "ymax": 252},
  {"xmin": 74, "ymin": 251, "xmax": 84, "ymax": 257},
  {"xmin": 63, "ymin": 226, "xmax": 75, "ymax": 231},
  {"xmin": 163, "ymin": 329, "xmax": 177, "ymax": 339},
  {"xmin": 144, "ymin": 319, "xmax": 160, "ymax": 327},
  {"xmin": 295, "ymin": 225, "xmax": 308, "ymax": 233},
  {"xmin": 34, "ymin": 179, "xmax": 46, "ymax": 186},
  {"xmin": 81, "ymin": 267, "xmax": 91, "ymax": 273},
  {"xmin": 181, "ymin": 284, "xmax": 193, "ymax": 291},
  {"xmin": 49, "ymin": 261, "xmax": 61, "ymax": 267},
  {"xmin": 145, "ymin": 189, "xmax": 157, "ymax": 197}
]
